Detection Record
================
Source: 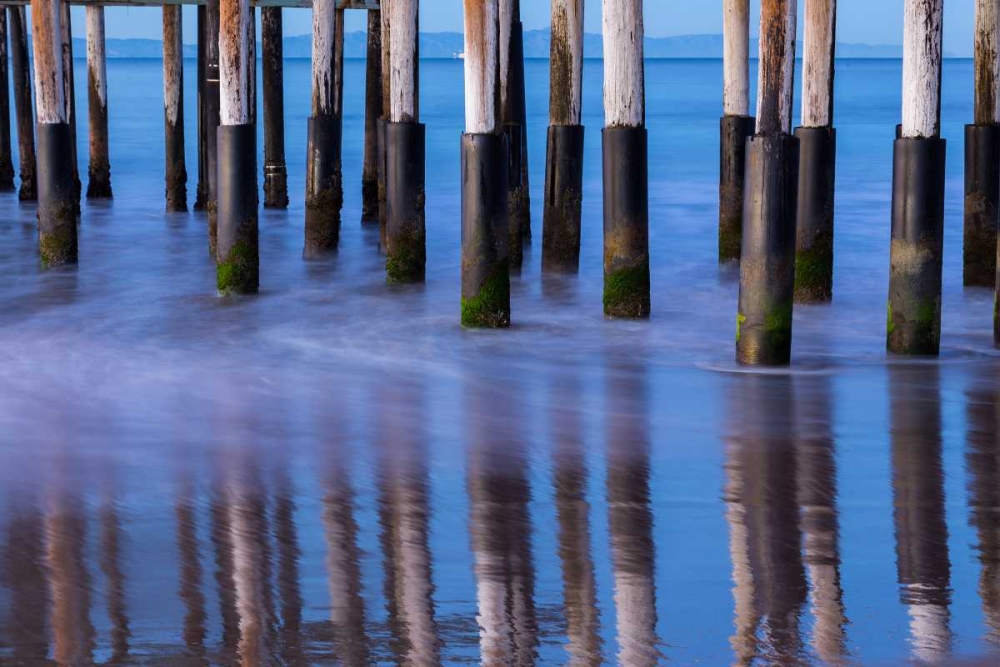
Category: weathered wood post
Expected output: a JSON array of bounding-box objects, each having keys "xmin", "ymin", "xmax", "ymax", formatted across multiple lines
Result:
[
  {"xmin": 216, "ymin": 0, "xmax": 258, "ymax": 294},
  {"xmin": 500, "ymin": 0, "xmax": 530, "ymax": 269},
  {"xmin": 736, "ymin": 0, "xmax": 800, "ymax": 366},
  {"xmin": 966, "ymin": 1, "xmax": 1000, "ymax": 287},
  {"xmin": 385, "ymin": 0, "xmax": 425, "ymax": 283},
  {"xmin": 887, "ymin": 0, "xmax": 946, "ymax": 356},
  {"xmin": 794, "ymin": 0, "xmax": 837, "ymax": 302},
  {"xmin": 206, "ymin": 0, "xmax": 222, "ymax": 253},
  {"xmin": 602, "ymin": 0, "xmax": 649, "ymax": 318},
  {"xmin": 195, "ymin": 5, "xmax": 207, "ymax": 210},
  {"xmin": 32, "ymin": 0, "xmax": 75, "ymax": 266},
  {"xmin": 262, "ymin": 7, "xmax": 288, "ymax": 209},
  {"xmin": 304, "ymin": 0, "xmax": 343, "ymax": 257},
  {"xmin": 163, "ymin": 6, "xmax": 186, "ymax": 211},
  {"xmin": 378, "ymin": 1, "xmax": 391, "ymax": 248},
  {"xmin": 719, "ymin": 0, "xmax": 754, "ymax": 261},
  {"xmin": 362, "ymin": 9, "xmax": 382, "ymax": 222},
  {"xmin": 0, "ymin": 11, "xmax": 15, "ymax": 190},
  {"xmin": 59, "ymin": 1, "xmax": 81, "ymax": 214},
  {"xmin": 86, "ymin": 6, "xmax": 112, "ymax": 199},
  {"xmin": 461, "ymin": 0, "xmax": 510, "ymax": 328},
  {"xmin": 541, "ymin": 0, "xmax": 584, "ymax": 272},
  {"xmin": 9, "ymin": 7, "xmax": 36, "ymax": 201}
]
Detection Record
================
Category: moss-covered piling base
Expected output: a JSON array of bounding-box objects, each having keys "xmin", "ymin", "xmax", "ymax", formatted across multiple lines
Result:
[
  {"xmin": 603, "ymin": 126, "xmax": 650, "ymax": 319},
  {"xmin": 304, "ymin": 186, "xmax": 342, "ymax": 258},
  {"xmin": 36, "ymin": 122, "xmax": 77, "ymax": 268},
  {"xmin": 719, "ymin": 115, "xmax": 756, "ymax": 262},
  {"xmin": 217, "ymin": 224, "xmax": 259, "ymax": 295},
  {"xmin": 461, "ymin": 265, "xmax": 511, "ymax": 328},
  {"xmin": 604, "ymin": 261, "xmax": 651, "ymax": 319},
  {"xmin": 794, "ymin": 233, "xmax": 833, "ymax": 303},
  {"xmin": 794, "ymin": 126, "xmax": 836, "ymax": 303}
]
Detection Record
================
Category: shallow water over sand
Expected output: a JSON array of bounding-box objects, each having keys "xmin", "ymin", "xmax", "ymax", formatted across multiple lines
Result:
[{"xmin": 1, "ymin": 58, "xmax": 999, "ymax": 665}]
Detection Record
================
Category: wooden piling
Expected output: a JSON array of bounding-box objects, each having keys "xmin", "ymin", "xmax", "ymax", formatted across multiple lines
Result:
[
  {"xmin": 966, "ymin": 1, "xmax": 1000, "ymax": 287},
  {"xmin": 32, "ymin": 0, "xmax": 75, "ymax": 266},
  {"xmin": 719, "ymin": 0, "xmax": 754, "ymax": 261},
  {"xmin": 163, "ymin": 5, "xmax": 187, "ymax": 211},
  {"xmin": 461, "ymin": 0, "xmax": 510, "ymax": 328},
  {"xmin": 378, "ymin": 0, "xmax": 391, "ymax": 246},
  {"xmin": 362, "ymin": 9, "xmax": 382, "ymax": 222},
  {"xmin": 602, "ymin": 0, "xmax": 649, "ymax": 319},
  {"xmin": 206, "ymin": 0, "xmax": 222, "ymax": 254},
  {"xmin": 262, "ymin": 7, "xmax": 288, "ymax": 209},
  {"xmin": 9, "ymin": 7, "xmax": 35, "ymax": 201},
  {"xmin": 59, "ymin": 1, "xmax": 81, "ymax": 214},
  {"xmin": 541, "ymin": 0, "xmax": 584, "ymax": 272},
  {"xmin": 500, "ymin": 0, "xmax": 530, "ymax": 269},
  {"xmin": 736, "ymin": 0, "xmax": 799, "ymax": 366},
  {"xmin": 195, "ymin": 5, "xmax": 207, "ymax": 210},
  {"xmin": 888, "ymin": 0, "xmax": 945, "ymax": 356},
  {"xmin": 86, "ymin": 6, "xmax": 112, "ymax": 199},
  {"xmin": 216, "ymin": 0, "xmax": 258, "ymax": 294},
  {"xmin": 794, "ymin": 0, "xmax": 837, "ymax": 302},
  {"xmin": 385, "ymin": 0, "xmax": 424, "ymax": 283},
  {"xmin": 304, "ymin": 0, "xmax": 344, "ymax": 257},
  {"xmin": 0, "ymin": 11, "xmax": 15, "ymax": 191}
]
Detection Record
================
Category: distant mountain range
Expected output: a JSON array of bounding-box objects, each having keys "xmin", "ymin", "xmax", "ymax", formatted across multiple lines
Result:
[{"xmin": 69, "ymin": 30, "xmax": 948, "ymax": 60}]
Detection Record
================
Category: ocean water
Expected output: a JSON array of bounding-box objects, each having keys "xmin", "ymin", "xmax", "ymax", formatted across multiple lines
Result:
[{"xmin": 0, "ymin": 56, "xmax": 998, "ymax": 666}]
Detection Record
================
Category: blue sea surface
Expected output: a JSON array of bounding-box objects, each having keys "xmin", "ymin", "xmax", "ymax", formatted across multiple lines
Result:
[{"xmin": 0, "ymin": 57, "xmax": 998, "ymax": 666}]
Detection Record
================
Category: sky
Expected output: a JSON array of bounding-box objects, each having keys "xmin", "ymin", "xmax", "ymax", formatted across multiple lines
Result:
[{"xmin": 86, "ymin": 0, "xmax": 976, "ymax": 56}]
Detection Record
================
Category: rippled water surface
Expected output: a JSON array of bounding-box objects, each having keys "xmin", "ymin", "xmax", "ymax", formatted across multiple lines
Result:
[{"xmin": 1, "ymin": 57, "xmax": 1000, "ymax": 665}]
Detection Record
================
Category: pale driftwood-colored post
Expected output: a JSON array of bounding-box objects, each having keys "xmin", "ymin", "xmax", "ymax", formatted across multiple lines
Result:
[
  {"xmin": 736, "ymin": 0, "xmax": 799, "ymax": 366},
  {"xmin": 384, "ymin": 0, "xmax": 425, "ymax": 283},
  {"xmin": 966, "ymin": 1, "xmax": 1000, "ymax": 287},
  {"xmin": 163, "ymin": 6, "xmax": 186, "ymax": 211},
  {"xmin": 718, "ymin": 0, "xmax": 754, "ymax": 261},
  {"xmin": 206, "ymin": 0, "xmax": 221, "ymax": 253},
  {"xmin": 32, "ymin": 0, "xmax": 74, "ymax": 266},
  {"xmin": 0, "ymin": 11, "xmax": 14, "ymax": 190},
  {"xmin": 794, "ymin": 0, "xmax": 838, "ymax": 302},
  {"xmin": 461, "ymin": 0, "xmax": 510, "ymax": 328},
  {"xmin": 86, "ymin": 6, "xmax": 112, "ymax": 199},
  {"xmin": 888, "ymin": 0, "xmax": 946, "ymax": 355},
  {"xmin": 602, "ymin": 0, "xmax": 649, "ymax": 318},
  {"xmin": 500, "ymin": 0, "xmax": 530, "ymax": 269},
  {"xmin": 9, "ymin": 7, "xmax": 36, "ymax": 201},
  {"xmin": 262, "ymin": 7, "xmax": 288, "ymax": 209},
  {"xmin": 216, "ymin": 0, "xmax": 258, "ymax": 295},
  {"xmin": 59, "ymin": 1, "xmax": 81, "ymax": 214},
  {"xmin": 304, "ymin": 0, "xmax": 343, "ymax": 257},
  {"xmin": 542, "ymin": 0, "xmax": 585, "ymax": 272},
  {"xmin": 362, "ymin": 9, "xmax": 382, "ymax": 222}
]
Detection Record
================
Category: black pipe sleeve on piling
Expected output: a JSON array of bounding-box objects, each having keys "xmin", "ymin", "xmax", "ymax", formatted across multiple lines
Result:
[
  {"xmin": 719, "ymin": 115, "xmax": 756, "ymax": 262},
  {"xmin": 304, "ymin": 114, "xmax": 343, "ymax": 258},
  {"xmin": 736, "ymin": 133, "xmax": 800, "ymax": 366},
  {"xmin": 461, "ymin": 132, "xmax": 510, "ymax": 328},
  {"xmin": 793, "ymin": 126, "xmax": 836, "ymax": 303},
  {"xmin": 377, "ymin": 117, "xmax": 388, "ymax": 253},
  {"xmin": 216, "ymin": 123, "xmax": 258, "ymax": 295},
  {"xmin": 385, "ymin": 121, "xmax": 426, "ymax": 284},
  {"xmin": 602, "ymin": 126, "xmax": 650, "ymax": 319},
  {"xmin": 504, "ymin": 122, "xmax": 528, "ymax": 271},
  {"xmin": 541, "ymin": 124, "xmax": 584, "ymax": 273},
  {"xmin": 36, "ymin": 122, "xmax": 77, "ymax": 267},
  {"xmin": 205, "ymin": 79, "xmax": 220, "ymax": 255},
  {"xmin": 964, "ymin": 124, "xmax": 1000, "ymax": 288},
  {"xmin": 887, "ymin": 136, "xmax": 946, "ymax": 356}
]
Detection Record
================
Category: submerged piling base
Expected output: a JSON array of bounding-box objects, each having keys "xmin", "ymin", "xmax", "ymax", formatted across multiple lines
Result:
[
  {"xmin": 793, "ymin": 126, "xmax": 836, "ymax": 302},
  {"xmin": 888, "ymin": 136, "xmax": 946, "ymax": 356},
  {"xmin": 263, "ymin": 161, "xmax": 288, "ymax": 209},
  {"xmin": 385, "ymin": 121, "xmax": 426, "ymax": 284},
  {"xmin": 964, "ymin": 124, "xmax": 1000, "ymax": 287},
  {"xmin": 541, "ymin": 124, "xmax": 584, "ymax": 273},
  {"xmin": 36, "ymin": 122, "xmax": 77, "ymax": 267},
  {"xmin": 216, "ymin": 124, "xmax": 259, "ymax": 295},
  {"xmin": 603, "ymin": 126, "xmax": 650, "ymax": 319},
  {"xmin": 736, "ymin": 133, "xmax": 800, "ymax": 366},
  {"xmin": 504, "ymin": 123, "xmax": 530, "ymax": 270},
  {"xmin": 461, "ymin": 133, "xmax": 510, "ymax": 328},
  {"xmin": 304, "ymin": 114, "xmax": 343, "ymax": 258},
  {"xmin": 165, "ymin": 122, "xmax": 187, "ymax": 212},
  {"xmin": 377, "ymin": 118, "xmax": 388, "ymax": 252},
  {"xmin": 719, "ymin": 115, "xmax": 756, "ymax": 262}
]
